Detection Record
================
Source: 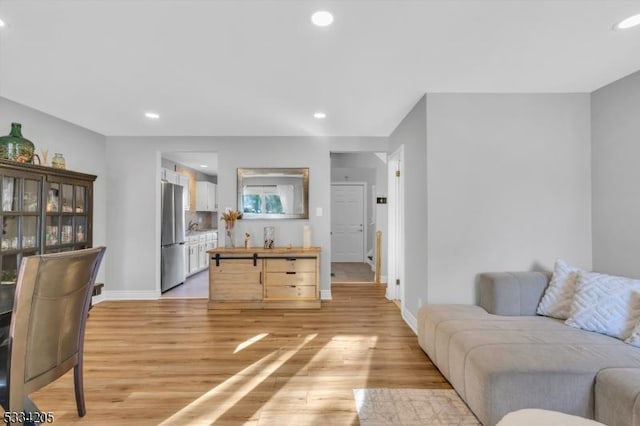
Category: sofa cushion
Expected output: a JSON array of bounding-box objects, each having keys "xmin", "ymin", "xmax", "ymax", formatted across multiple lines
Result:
[
  {"xmin": 418, "ymin": 304, "xmax": 640, "ymax": 426},
  {"xmin": 595, "ymin": 368, "xmax": 640, "ymax": 426},
  {"xmin": 417, "ymin": 304, "xmax": 487, "ymax": 376},
  {"xmin": 462, "ymin": 336, "xmax": 640, "ymax": 425},
  {"xmin": 537, "ymin": 259, "xmax": 580, "ymax": 319},
  {"xmin": 479, "ymin": 271, "xmax": 549, "ymax": 316},
  {"xmin": 565, "ymin": 271, "xmax": 640, "ymax": 340}
]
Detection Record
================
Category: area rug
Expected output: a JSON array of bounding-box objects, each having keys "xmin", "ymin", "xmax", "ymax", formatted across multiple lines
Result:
[{"xmin": 353, "ymin": 388, "xmax": 480, "ymax": 426}]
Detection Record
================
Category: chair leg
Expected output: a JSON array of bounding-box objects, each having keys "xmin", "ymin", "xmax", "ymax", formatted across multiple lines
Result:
[{"xmin": 74, "ymin": 363, "xmax": 86, "ymax": 417}]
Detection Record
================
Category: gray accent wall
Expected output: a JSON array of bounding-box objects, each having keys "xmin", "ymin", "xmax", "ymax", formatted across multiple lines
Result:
[
  {"xmin": 388, "ymin": 95, "xmax": 428, "ymax": 316},
  {"xmin": 105, "ymin": 136, "xmax": 385, "ymax": 297},
  {"xmin": 592, "ymin": 70, "xmax": 640, "ymax": 278},
  {"xmin": 425, "ymin": 93, "xmax": 592, "ymax": 305},
  {"xmin": 0, "ymin": 96, "xmax": 108, "ymax": 282}
]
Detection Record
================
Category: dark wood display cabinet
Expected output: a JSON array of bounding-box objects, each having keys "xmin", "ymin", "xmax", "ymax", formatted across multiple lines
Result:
[{"xmin": 0, "ymin": 159, "xmax": 95, "ymax": 284}]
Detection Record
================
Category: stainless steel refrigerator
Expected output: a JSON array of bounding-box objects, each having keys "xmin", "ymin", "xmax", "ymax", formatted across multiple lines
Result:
[{"xmin": 161, "ymin": 181, "xmax": 186, "ymax": 292}]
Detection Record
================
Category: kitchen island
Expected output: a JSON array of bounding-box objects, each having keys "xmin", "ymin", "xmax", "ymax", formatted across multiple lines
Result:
[{"xmin": 207, "ymin": 246, "xmax": 321, "ymax": 309}]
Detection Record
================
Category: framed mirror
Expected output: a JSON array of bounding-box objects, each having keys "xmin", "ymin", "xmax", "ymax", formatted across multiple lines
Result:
[{"xmin": 237, "ymin": 168, "xmax": 309, "ymax": 219}]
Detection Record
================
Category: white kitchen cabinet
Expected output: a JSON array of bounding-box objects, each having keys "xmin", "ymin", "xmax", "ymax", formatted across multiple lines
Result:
[
  {"xmin": 198, "ymin": 242, "xmax": 207, "ymax": 269},
  {"xmin": 186, "ymin": 232, "xmax": 217, "ymax": 275},
  {"xmin": 196, "ymin": 181, "xmax": 217, "ymax": 212},
  {"xmin": 206, "ymin": 231, "xmax": 217, "ymax": 246},
  {"xmin": 183, "ymin": 244, "xmax": 190, "ymax": 277},
  {"xmin": 188, "ymin": 235, "xmax": 199, "ymax": 275},
  {"xmin": 188, "ymin": 245, "xmax": 198, "ymax": 275}
]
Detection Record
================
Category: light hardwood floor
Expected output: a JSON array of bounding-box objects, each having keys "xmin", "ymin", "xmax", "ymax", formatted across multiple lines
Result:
[
  {"xmin": 331, "ymin": 262, "xmax": 375, "ymax": 283},
  {"xmin": 161, "ymin": 270, "xmax": 209, "ymax": 299},
  {"xmin": 27, "ymin": 284, "xmax": 449, "ymax": 425}
]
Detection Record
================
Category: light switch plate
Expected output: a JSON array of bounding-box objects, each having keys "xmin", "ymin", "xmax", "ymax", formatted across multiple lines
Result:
[{"xmin": 316, "ymin": 207, "xmax": 323, "ymax": 217}]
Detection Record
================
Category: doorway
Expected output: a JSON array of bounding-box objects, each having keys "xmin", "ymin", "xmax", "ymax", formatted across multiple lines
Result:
[
  {"xmin": 159, "ymin": 151, "xmax": 218, "ymax": 299},
  {"xmin": 331, "ymin": 183, "xmax": 366, "ymax": 262},
  {"xmin": 387, "ymin": 146, "xmax": 405, "ymax": 305},
  {"xmin": 330, "ymin": 182, "xmax": 374, "ymax": 283}
]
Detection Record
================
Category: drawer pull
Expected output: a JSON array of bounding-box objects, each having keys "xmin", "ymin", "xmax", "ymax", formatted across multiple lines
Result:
[
  {"xmin": 285, "ymin": 258, "xmax": 297, "ymax": 261},
  {"xmin": 286, "ymin": 271, "xmax": 296, "ymax": 275},
  {"xmin": 289, "ymin": 285, "xmax": 297, "ymax": 288}
]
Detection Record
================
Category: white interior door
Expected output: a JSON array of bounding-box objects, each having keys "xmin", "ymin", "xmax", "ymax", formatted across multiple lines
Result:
[
  {"xmin": 331, "ymin": 184, "xmax": 365, "ymax": 262},
  {"xmin": 387, "ymin": 146, "xmax": 404, "ymax": 302}
]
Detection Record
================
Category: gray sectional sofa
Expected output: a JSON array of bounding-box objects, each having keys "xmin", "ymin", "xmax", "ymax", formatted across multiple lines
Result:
[{"xmin": 417, "ymin": 272, "xmax": 640, "ymax": 426}]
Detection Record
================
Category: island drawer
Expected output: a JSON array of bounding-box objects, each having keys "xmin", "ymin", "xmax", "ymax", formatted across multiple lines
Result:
[
  {"xmin": 265, "ymin": 284, "xmax": 316, "ymax": 300},
  {"xmin": 265, "ymin": 272, "xmax": 315, "ymax": 287},
  {"xmin": 264, "ymin": 258, "xmax": 316, "ymax": 273}
]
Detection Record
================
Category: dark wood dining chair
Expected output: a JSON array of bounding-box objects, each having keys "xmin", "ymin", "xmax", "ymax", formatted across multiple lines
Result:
[{"xmin": 0, "ymin": 247, "xmax": 106, "ymax": 422}]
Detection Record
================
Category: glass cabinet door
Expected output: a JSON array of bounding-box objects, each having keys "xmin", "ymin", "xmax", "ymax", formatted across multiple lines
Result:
[
  {"xmin": 62, "ymin": 184, "xmax": 73, "ymax": 213},
  {"xmin": 2, "ymin": 176, "xmax": 19, "ymax": 212},
  {"xmin": 0, "ymin": 172, "xmax": 42, "ymax": 283},
  {"xmin": 45, "ymin": 180, "xmax": 91, "ymax": 251},
  {"xmin": 75, "ymin": 186, "xmax": 86, "ymax": 213},
  {"xmin": 23, "ymin": 179, "xmax": 39, "ymax": 212}
]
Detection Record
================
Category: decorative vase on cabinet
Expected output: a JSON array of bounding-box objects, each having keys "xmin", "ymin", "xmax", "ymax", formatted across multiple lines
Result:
[
  {"xmin": 225, "ymin": 222, "xmax": 236, "ymax": 248},
  {"xmin": 51, "ymin": 153, "xmax": 66, "ymax": 169},
  {"xmin": 0, "ymin": 123, "xmax": 35, "ymax": 163}
]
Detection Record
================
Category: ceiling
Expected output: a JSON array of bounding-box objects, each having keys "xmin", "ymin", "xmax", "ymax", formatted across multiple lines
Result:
[
  {"xmin": 162, "ymin": 151, "xmax": 218, "ymax": 176},
  {"xmin": 1, "ymin": 1, "xmax": 639, "ymax": 137}
]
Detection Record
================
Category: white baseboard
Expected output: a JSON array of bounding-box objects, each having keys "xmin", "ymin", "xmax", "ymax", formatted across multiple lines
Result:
[
  {"xmin": 365, "ymin": 259, "xmax": 375, "ymax": 271},
  {"xmin": 103, "ymin": 291, "xmax": 159, "ymax": 300},
  {"xmin": 320, "ymin": 289, "xmax": 332, "ymax": 300},
  {"xmin": 402, "ymin": 307, "xmax": 418, "ymax": 335},
  {"xmin": 92, "ymin": 294, "xmax": 106, "ymax": 304}
]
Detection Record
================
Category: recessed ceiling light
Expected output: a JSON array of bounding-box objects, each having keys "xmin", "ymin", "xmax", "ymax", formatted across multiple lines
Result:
[
  {"xmin": 314, "ymin": 112, "xmax": 327, "ymax": 119},
  {"xmin": 199, "ymin": 164, "xmax": 208, "ymax": 168},
  {"xmin": 615, "ymin": 13, "xmax": 640, "ymax": 30},
  {"xmin": 0, "ymin": 18, "xmax": 6, "ymax": 28},
  {"xmin": 145, "ymin": 112, "xmax": 160, "ymax": 119},
  {"xmin": 311, "ymin": 11, "xmax": 334, "ymax": 27}
]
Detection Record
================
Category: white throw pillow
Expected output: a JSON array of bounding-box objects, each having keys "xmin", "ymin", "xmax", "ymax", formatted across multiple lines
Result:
[
  {"xmin": 565, "ymin": 271, "xmax": 640, "ymax": 340},
  {"xmin": 536, "ymin": 259, "xmax": 580, "ymax": 319},
  {"xmin": 624, "ymin": 313, "xmax": 640, "ymax": 347}
]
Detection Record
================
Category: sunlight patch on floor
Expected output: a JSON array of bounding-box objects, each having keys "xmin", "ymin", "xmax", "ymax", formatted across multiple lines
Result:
[
  {"xmin": 233, "ymin": 332, "xmax": 269, "ymax": 354},
  {"xmin": 268, "ymin": 334, "xmax": 378, "ymax": 416},
  {"xmin": 158, "ymin": 333, "xmax": 318, "ymax": 426}
]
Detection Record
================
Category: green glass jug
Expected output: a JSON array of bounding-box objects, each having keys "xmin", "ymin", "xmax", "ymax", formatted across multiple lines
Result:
[{"xmin": 0, "ymin": 122, "xmax": 35, "ymax": 163}]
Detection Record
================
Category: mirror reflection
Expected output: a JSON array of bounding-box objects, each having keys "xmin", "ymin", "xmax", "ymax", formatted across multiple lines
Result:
[{"xmin": 237, "ymin": 168, "xmax": 309, "ymax": 219}]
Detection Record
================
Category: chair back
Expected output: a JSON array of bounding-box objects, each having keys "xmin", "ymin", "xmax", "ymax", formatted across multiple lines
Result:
[{"xmin": 7, "ymin": 247, "xmax": 106, "ymax": 403}]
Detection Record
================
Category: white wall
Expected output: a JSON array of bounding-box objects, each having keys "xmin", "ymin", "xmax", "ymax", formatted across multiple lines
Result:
[
  {"xmin": 105, "ymin": 136, "xmax": 383, "ymax": 299},
  {"xmin": 425, "ymin": 93, "xmax": 592, "ymax": 305},
  {"xmin": 0, "ymin": 97, "xmax": 108, "ymax": 281},
  {"xmin": 388, "ymin": 95, "xmax": 428, "ymax": 317},
  {"xmin": 592, "ymin": 70, "xmax": 640, "ymax": 278}
]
